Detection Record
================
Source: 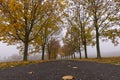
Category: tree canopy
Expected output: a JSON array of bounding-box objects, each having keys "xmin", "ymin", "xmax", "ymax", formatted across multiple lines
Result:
[{"xmin": 0, "ymin": 0, "xmax": 120, "ymax": 60}]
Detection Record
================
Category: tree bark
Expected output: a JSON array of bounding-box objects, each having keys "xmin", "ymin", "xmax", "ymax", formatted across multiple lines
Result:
[
  {"xmin": 47, "ymin": 44, "xmax": 51, "ymax": 60},
  {"xmin": 73, "ymin": 53, "xmax": 76, "ymax": 59},
  {"xmin": 79, "ymin": 49, "xmax": 81, "ymax": 59},
  {"xmin": 81, "ymin": 27, "xmax": 88, "ymax": 59},
  {"xmin": 23, "ymin": 42, "xmax": 28, "ymax": 61},
  {"xmin": 78, "ymin": 39, "xmax": 82, "ymax": 59},
  {"xmin": 96, "ymin": 27, "xmax": 101, "ymax": 58},
  {"xmin": 41, "ymin": 45, "xmax": 45, "ymax": 60},
  {"xmin": 94, "ymin": 13, "xmax": 101, "ymax": 58},
  {"xmin": 79, "ymin": 20, "xmax": 88, "ymax": 58},
  {"xmin": 23, "ymin": 27, "xmax": 29, "ymax": 61},
  {"xmin": 48, "ymin": 50, "xmax": 51, "ymax": 60},
  {"xmin": 83, "ymin": 40, "xmax": 88, "ymax": 58}
]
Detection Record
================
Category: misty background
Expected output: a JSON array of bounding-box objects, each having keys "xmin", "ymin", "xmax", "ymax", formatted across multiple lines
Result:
[{"xmin": 0, "ymin": 39, "xmax": 120, "ymax": 61}]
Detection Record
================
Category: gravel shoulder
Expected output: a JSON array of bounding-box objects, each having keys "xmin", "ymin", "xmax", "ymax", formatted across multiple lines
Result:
[{"xmin": 0, "ymin": 60, "xmax": 120, "ymax": 80}]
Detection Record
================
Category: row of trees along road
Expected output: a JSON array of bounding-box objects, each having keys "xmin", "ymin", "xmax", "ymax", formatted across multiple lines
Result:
[
  {"xmin": 0, "ymin": 0, "xmax": 66, "ymax": 61},
  {"xmin": 62, "ymin": 0, "xmax": 120, "ymax": 59},
  {"xmin": 0, "ymin": 0, "xmax": 120, "ymax": 61}
]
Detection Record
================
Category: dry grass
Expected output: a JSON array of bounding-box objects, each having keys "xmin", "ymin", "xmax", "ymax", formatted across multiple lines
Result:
[
  {"xmin": 0, "ymin": 57, "xmax": 120, "ymax": 70},
  {"xmin": 74, "ymin": 57, "xmax": 120, "ymax": 65},
  {"xmin": 0, "ymin": 60, "xmax": 49, "ymax": 69}
]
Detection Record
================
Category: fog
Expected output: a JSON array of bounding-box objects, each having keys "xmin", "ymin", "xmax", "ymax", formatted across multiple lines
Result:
[
  {"xmin": 0, "ymin": 42, "xmax": 19, "ymax": 58},
  {"xmin": 87, "ymin": 40, "xmax": 120, "ymax": 58},
  {"xmin": 0, "ymin": 40, "xmax": 120, "ymax": 60}
]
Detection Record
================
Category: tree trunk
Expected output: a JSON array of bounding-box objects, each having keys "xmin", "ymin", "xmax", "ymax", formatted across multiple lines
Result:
[
  {"xmin": 41, "ymin": 45, "xmax": 45, "ymax": 60},
  {"xmin": 84, "ymin": 41, "xmax": 88, "ymax": 58},
  {"xmin": 78, "ymin": 43, "xmax": 82, "ymax": 59},
  {"xmin": 73, "ymin": 53, "xmax": 76, "ymax": 59},
  {"xmin": 47, "ymin": 45, "xmax": 51, "ymax": 60},
  {"xmin": 94, "ymin": 13, "xmax": 101, "ymax": 58},
  {"xmin": 48, "ymin": 52, "xmax": 51, "ymax": 60},
  {"xmin": 77, "ymin": 30, "xmax": 82, "ymax": 59},
  {"xmin": 23, "ymin": 41, "xmax": 29, "ymax": 61},
  {"xmin": 48, "ymin": 52, "xmax": 50, "ymax": 60},
  {"xmin": 83, "ymin": 24, "xmax": 88, "ymax": 59},
  {"xmin": 71, "ymin": 53, "xmax": 73, "ymax": 59},
  {"xmin": 23, "ymin": 30, "xmax": 29, "ymax": 61},
  {"xmin": 80, "ymin": 22, "xmax": 88, "ymax": 59},
  {"xmin": 79, "ymin": 49, "xmax": 81, "ymax": 59},
  {"xmin": 96, "ymin": 27, "xmax": 101, "ymax": 58},
  {"xmin": 92, "ymin": 5, "xmax": 101, "ymax": 58}
]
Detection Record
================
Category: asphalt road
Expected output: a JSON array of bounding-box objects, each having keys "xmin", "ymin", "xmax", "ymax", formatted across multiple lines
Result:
[{"xmin": 0, "ymin": 60, "xmax": 120, "ymax": 80}]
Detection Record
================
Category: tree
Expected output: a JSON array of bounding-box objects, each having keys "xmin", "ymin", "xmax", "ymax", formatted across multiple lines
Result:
[
  {"xmin": 63, "ymin": 0, "xmax": 119, "ymax": 59},
  {"xmin": 102, "ymin": 0, "xmax": 120, "ymax": 46},
  {"xmin": 30, "ymin": 0, "xmax": 67, "ymax": 60},
  {"xmin": 61, "ymin": 44, "xmax": 72, "ymax": 59},
  {"xmin": 73, "ymin": 0, "xmax": 89, "ymax": 58},
  {"xmin": 0, "ymin": 0, "xmax": 65, "ymax": 61},
  {"xmin": 63, "ymin": 26, "xmax": 80, "ymax": 59},
  {"xmin": 47, "ymin": 38, "xmax": 60, "ymax": 60},
  {"xmin": 86, "ymin": 0, "xmax": 119, "ymax": 58},
  {"xmin": 37, "ymin": 19, "xmax": 59, "ymax": 60},
  {"xmin": 64, "ymin": 0, "xmax": 94, "ymax": 58}
]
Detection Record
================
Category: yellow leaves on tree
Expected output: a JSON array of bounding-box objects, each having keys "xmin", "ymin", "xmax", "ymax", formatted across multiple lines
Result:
[{"xmin": 0, "ymin": 0, "xmax": 67, "ymax": 61}]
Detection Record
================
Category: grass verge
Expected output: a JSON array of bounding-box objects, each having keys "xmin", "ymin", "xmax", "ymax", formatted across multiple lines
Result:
[
  {"xmin": 0, "ymin": 57, "xmax": 120, "ymax": 70},
  {"xmin": 74, "ymin": 57, "xmax": 120, "ymax": 65},
  {"xmin": 0, "ymin": 60, "xmax": 49, "ymax": 70}
]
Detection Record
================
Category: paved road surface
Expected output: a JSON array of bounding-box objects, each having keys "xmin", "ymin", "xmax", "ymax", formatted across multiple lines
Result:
[{"xmin": 0, "ymin": 60, "xmax": 120, "ymax": 80}]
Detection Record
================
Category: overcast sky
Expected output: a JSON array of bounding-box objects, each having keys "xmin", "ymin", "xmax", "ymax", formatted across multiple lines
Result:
[
  {"xmin": 0, "ymin": 42, "xmax": 19, "ymax": 58},
  {"xmin": 0, "ymin": 40, "xmax": 120, "ymax": 59},
  {"xmin": 87, "ymin": 40, "xmax": 120, "ymax": 58}
]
